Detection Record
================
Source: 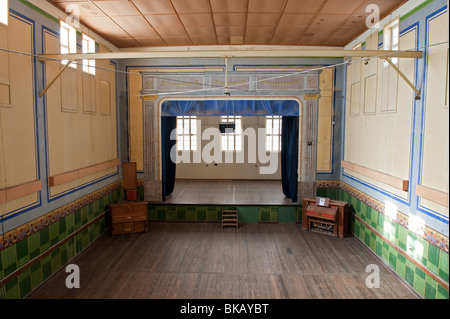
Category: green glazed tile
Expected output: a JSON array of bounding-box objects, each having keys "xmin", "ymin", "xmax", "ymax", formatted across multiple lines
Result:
[
  {"xmin": 206, "ymin": 206, "xmax": 217, "ymax": 221},
  {"xmin": 157, "ymin": 208, "xmax": 166, "ymax": 220},
  {"xmin": 18, "ymin": 269, "xmax": 32, "ymax": 298},
  {"xmin": 413, "ymin": 271, "xmax": 425, "ymax": 296},
  {"xmin": 148, "ymin": 205, "xmax": 157, "ymax": 220},
  {"xmin": 166, "ymin": 206, "xmax": 177, "ymax": 220},
  {"xmin": 237, "ymin": 206, "xmax": 258, "ymax": 224},
  {"xmin": 278, "ymin": 206, "xmax": 295, "ymax": 223},
  {"xmin": 41, "ymin": 254, "xmax": 52, "ymax": 281},
  {"xmin": 2, "ymin": 245, "xmax": 17, "ymax": 277},
  {"xmin": 186, "ymin": 206, "xmax": 197, "ymax": 221},
  {"xmin": 316, "ymin": 188, "xmax": 327, "ymax": 197},
  {"xmin": 51, "ymin": 247, "xmax": 61, "ymax": 272},
  {"xmin": 439, "ymin": 251, "xmax": 449, "ymax": 283},
  {"xmin": 5, "ymin": 277, "xmax": 19, "ymax": 299},
  {"xmin": 364, "ymin": 204, "xmax": 371, "ymax": 221},
  {"xmin": 427, "ymin": 244, "xmax": 440, "ymax": 275},
  {"xmin": 437, "ymin": 284, "xmax": 449, "ymax": 299},
  {"xmin": 0, "ymin": 248, "xmax": 3, "ymax": 279},
  {"xmin": 405, "ymin": 263, "xmax": 415, "ymax": 287},
  {"xmin": 197, "ymin": 206, "xmax": 206, "ymax": 220},
  {"xmin": 398, "ymin": 225, "xmax": 407, "ymax": 251},
  {"xmin": 39, "ymin": 227, "xmax": 50, "ymax": 252},
  {"xmin": 389, "ymin": 252, "xmax": 397, "ymax": 270},
  {"xmin": 424, "ymin": 276, "xmax": 437, "ymax": 299},
  {"xmin": 177, "ymin": 206, "xmax": 186, "ymax": 220},
  {"xmin": 270, "ymin": 207, "xmax": 278, "ymax": 222},
  {"xmin": 396, "ymin": 259, "xmax": 406, "ymax": 279},
  {"xmin": 60, "ymin": 243, "xmax": 69, "ymax": 266},
  {"xmin": 260, "ymin": 207, "xmax": 270, "ymax": 222},
  {"xmin": 30, "ymin": 261, "xmax": 43, "ymax": 290},
  {"xmin": 16, "ymin": 239, "xmax": 29, "ymax": 268},
  {"xmin": 49, "ymin": 222, "xmax": 59, "ymax": 246}
]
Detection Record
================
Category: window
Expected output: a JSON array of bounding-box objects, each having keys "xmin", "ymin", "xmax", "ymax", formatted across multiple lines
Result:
[
  {"xmin": 82, "ymin": 34, "xmax": 95, "ymax": 74},
  {"xmin": 383, "ymin": 19, "xmax": 399, "ymax": 66},
  {"xmin": 60, "ymin": 20, "xmax": 76, "ymax": 68},
  {"xmin": 221, "ymin": 116, "xmax": 241, "ymax": 151},
  {"xmin": 266, "ymin": 116, "xmax": 282, "ymax": 152},
  {"xmin": 177, "ymin": 116, "xmax": 197, "ymax": 151},
  {"xmin": 0, "ymin": 0, "xmax": 7, "ymax": 25},
  {"xmin": 0, "ymin": 0, "xmax": 7, "ymax": 26}
]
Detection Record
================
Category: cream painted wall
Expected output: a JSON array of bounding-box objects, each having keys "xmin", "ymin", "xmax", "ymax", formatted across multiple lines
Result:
[
  {"xmin": 421, "ymin": 10, "xmax": 449, "ymax": 218},
  {"xmin": 0, "ymin": 14, "xmax": 39, "ymax": 216},
  {"xmin": 44, "ymin": 33, "xmax": 118, "ymax": 198},
  {"xmin": 344, "ymin": 27, "xmax": 416, "ymax": 199}
]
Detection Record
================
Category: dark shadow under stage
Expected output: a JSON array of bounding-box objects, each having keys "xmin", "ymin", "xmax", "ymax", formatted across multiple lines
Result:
[{"xmin": 164, "ymin": 180, "xmax": 296, "ymax": 206}]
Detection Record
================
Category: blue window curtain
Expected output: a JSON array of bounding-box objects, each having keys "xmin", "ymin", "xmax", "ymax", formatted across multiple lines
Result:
[
  {"xmin": 281, "ymin": 116, "xmax": 299, "ymax": 202},
  {"xmin": 161, "ymin": 116, "xmax": 177, "ymax": 201},
  {"xmin": 161, "ymin": 99, "xmax": 299, "ymax": 117}
]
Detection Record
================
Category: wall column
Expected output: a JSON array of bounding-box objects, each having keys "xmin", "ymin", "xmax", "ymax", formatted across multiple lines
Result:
[
  {"xmin": 298, "ymin": 94, "xmax": 320, "ymax": 200},
  {"xmin": 142, "ymin": 95, "xmax": 162, "ymax": 202}
]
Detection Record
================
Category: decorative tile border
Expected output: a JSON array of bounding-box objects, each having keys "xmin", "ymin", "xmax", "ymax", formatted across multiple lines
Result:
[
  {"xmin": 317, "ymin": 180, "xmax": 449, "ymax": 254},
  {"xmin": 0, "ymin": 181, "xmax": 122, "ymax": 252}
]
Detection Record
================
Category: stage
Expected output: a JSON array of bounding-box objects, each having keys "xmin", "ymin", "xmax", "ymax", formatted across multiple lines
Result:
[{"xmin": 164, "ymin": 180, "xmax": 297, "ymax": 206}]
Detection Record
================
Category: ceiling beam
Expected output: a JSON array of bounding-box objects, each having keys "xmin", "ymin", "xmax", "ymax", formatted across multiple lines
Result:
[{"xmin": 38, "ymin": 45, "xmax": 422, "ymax": 61}]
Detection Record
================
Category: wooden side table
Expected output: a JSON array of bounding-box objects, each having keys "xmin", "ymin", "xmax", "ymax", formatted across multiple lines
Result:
[{"xmin": 109, "ymin": 201, "xmax": 148, "ymax": 235}]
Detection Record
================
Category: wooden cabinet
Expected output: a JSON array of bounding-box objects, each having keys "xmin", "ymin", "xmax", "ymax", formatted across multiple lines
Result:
[
  {"xmin": 302, "ymin": 197, "xmax": 348, "ymax": 238},
  {"xmin": 109, "ymin": 201, "xmax": 148, "ymax": 235}
]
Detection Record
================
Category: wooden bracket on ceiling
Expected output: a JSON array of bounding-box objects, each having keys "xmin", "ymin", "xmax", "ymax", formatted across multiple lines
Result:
[
  {"xmin": 383, "ymin": 57, "xmax": 421, "ymax": 100},
  {"xmin": 39, "ymin": 61, "xmax": 73, "ymax": 98}
]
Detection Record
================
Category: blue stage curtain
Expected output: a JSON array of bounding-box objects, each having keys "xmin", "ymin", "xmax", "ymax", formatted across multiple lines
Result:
[
  {"xmin": 161, "ymin": 99, "xmax": 299, "ymax": 116},
  {"xmin": 161, "ymin": 116, "xmax": 177, "ymax": 201},
  {"xmin": 281, "ymin": 116, "xmax": 299, "ymax": 202}
]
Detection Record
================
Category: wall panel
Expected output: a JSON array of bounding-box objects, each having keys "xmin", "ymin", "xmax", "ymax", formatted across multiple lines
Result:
[
  {"xmin": 0, "ymin": 13, "xmax": 38, "ymax": 219},
  {"xmin": 420, "ymin": 9, "xmax": 449, "ymax": 221}
]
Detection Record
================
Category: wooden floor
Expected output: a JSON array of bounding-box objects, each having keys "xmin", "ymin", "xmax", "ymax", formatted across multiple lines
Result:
[
  {"xmin": 165, "ymin": 180, "xmax": 294, "ymax": 205},
  {"xmin": 27, "ymin": 222, "xmax": 419, "ymax": 299}
]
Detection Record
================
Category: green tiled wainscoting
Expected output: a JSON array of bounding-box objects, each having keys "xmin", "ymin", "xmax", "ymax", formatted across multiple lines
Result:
[
  {"xmin": 0, "ymin": 183, "xmax": 123, "ymax": 299},
  {"xmin": 317, "ymin": 186, "xmax": 449, "ymax": 299},
  {"xmin": 147, "ymin": 204, "xmax": 301, "ymax": 224}
]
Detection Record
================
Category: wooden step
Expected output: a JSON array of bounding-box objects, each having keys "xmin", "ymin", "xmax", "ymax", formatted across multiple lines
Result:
[{"xmin": 222, "ymin": 209, "xmax": 238, "ymax": 228}]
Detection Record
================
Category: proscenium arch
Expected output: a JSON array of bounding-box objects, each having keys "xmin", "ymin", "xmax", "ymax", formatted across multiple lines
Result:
[
  {"xmin": 156, "ymin": 96, "xmax": 304, "ymax": 179},
  {"xmin": 141, "ymin": 69, "xmax": 321, "ymax": 202}
]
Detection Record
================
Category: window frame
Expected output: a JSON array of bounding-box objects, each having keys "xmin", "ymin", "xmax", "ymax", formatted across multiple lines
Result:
[
  {"xmin": 383, "ymin": 18, "xmax": 400, "ymax": 67},
  {"xmin": 265, "ymin": 116, "xmax": 282, "ymax": 152},
  {"xmin": 60, "ymin": 20, "xmax": 77, "ymax": 69},
  {"xmin": 220, "ymin": 115, "xmax": 242, "ymax": 152},
  {"xmin": 82, "ymin": 33, "xmax": 96, "ymax": 75},
  {"xmin": 176, "ymin": 116, "xmax": 197, "ymax": 151}
]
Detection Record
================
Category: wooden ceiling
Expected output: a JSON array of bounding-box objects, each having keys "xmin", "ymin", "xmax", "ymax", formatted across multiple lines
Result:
[{"xmin": 47, "ymin": 0, "xmax": 408, "ymax": 48}]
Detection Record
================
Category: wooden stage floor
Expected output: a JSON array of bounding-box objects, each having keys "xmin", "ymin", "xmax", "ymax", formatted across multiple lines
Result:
[
  {"xmin": 165, "ymin": 180, "xmax": 295, "ymax": 205},
  {"xmin": 27, "ymin": 222, "xmax": 420, "ymax": 299}
]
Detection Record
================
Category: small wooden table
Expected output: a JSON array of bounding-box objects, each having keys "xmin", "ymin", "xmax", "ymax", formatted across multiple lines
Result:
[{"xmin": 109, "ymin": 201, "xmax": 148, "ymax": 235}]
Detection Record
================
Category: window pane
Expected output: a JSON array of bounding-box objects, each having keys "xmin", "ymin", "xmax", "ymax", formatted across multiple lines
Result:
[
  {"xmin": 191, "ymin": 136, "xmax": 197, "ymax": 151},
  {"xmin": 235, "ymin": 136, "xmax": 241, "ymax": 151},
  {"xmin": 222, "ymin": 135, "xmax": 227, "ymax": 150}
]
